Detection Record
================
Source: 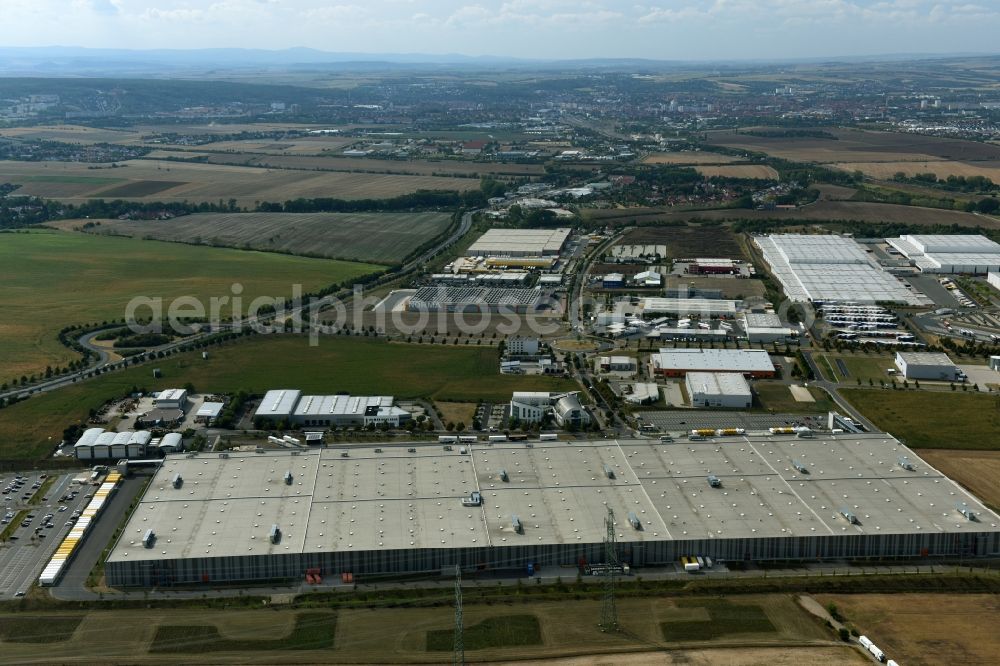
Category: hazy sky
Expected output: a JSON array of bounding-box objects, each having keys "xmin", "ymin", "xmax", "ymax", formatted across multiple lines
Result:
[{"xmin": 3, "ymin": 0, "xmax": 999, "ymax": 60}]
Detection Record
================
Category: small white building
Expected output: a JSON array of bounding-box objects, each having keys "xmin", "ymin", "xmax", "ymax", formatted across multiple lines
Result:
[
  {"xmin": 154, "ymin": 388, "xmax": 188, "ymax": 410},
  {"xmin": 685, "ymin": 372, "xmax": 753, "ymax": 409},
  {"xmin": 988, "ymin": 272, "xmax": 1000, "ymax": 292},
  {"xmin": 634, "ymin": 270, "xmax": 662, "ymax": 287},
  {"xmin": 990, "ymin": 356, "xmax": 1000, "ymax": 372},
  {"xmin": 195, "ymin": 402, "xmax": 224, "ymax": 424},
  {"xmin": 506, "ymin": 337, "xmax": 540, "ymax": 356},
  {"xmin": 158, "ymin": 433, "xmax": 184, "ymax": 454},
  {"xmin": 894, "ymin": 351, "xmax": 962, "ymax": 381},
  {"xmin": 598, "ymin": 356, "xmax": 637, "ymax": 374}
]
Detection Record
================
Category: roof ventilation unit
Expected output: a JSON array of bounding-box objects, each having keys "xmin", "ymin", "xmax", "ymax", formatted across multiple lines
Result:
[
  {"xmin": 499, "ymin": 469, "xmax": 509, "ymax": 482},
  {"xmin": 269, "ymin": 524, "xmax": 281, "ymax": 544},
  {"xmin": 957, "ymin": 502, "xmax": 977, "ymax": 521},
  {"xmin": 792, "ymin": 459, "xmax": 809, "ymax": 474},
  {"xmin": 142, "ymin": 529, "xmax": 155, "ymax": 548},
  {"xmin": 171, "ymin": 473, "xmax": 183, "ymax": 489},
  {"xmin": 511, "ymin": 515, "xmax": 523, "ymax": 534},
  {"xmin": 898, "ymin": 456, "xmax": 915, "ymax": 471},
  {"xmin": 603, "ymin": 465, "xmax": 615, "ymax": 479},
  {"xmin": 628, "ymin": 512, "xmax": 642, "ymax": 530},
  {"xmin": 284, "ymin": 471, "xmax": 293, "ymax": 485},
  {"xmin": 461, "ymin": 491, "xmax": 482, "ymax": 507},
  {"xmin": 840, "ymin": 507, "xmax": 859, "ymax": 524},
  {"xmin": 707, "ymin": 475, "xmax": 722, "ymax": 488}
]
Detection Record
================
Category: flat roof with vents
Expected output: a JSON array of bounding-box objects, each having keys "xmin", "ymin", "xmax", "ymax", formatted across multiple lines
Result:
[
  {"xmin": 107, "ymin": 433, "xmax": 1000, "ymax": 569},
  {"xmin": 757, "ymin": 234, "xmax": 930, "ymax": 305}
]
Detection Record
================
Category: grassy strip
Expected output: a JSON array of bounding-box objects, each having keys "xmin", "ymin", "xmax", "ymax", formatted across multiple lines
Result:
[
  {"xmin": 0, "ymin": 615, "xmax": 83, "ymax": 643},
  {"xmin": 661, "ymin": 599, "xmax": 775, "ymax": 641},
  {"xmin": 820, "ymin": 355, "xmax": 839, "ymax": 382},
  {"xmin": 149, "ymin": 612, "xmax": 336, "ymax": 653},
  {"xmin": 28, "ymin": 476, "xmax": 56, "ymax": 505},
  {"xmin": 0, "ymin": 509, "xmax": 28, "ymax": 542},
  {"xmin": 426, "ymin": 614, "xmax": 542, "ymax": 652}
]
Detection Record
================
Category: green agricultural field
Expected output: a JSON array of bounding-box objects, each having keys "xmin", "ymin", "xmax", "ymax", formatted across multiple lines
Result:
[
  {"xmin": 661, "ymin": 599, "xmax": 776, "ymax": 642},
  {"xmin": 0, "ymin": 616, "xmax": 83, "ymax": 643},
  {"xmin": 816, "ymin": 353, "xmax": 897, "ymax": 384},
  {"xmin": 0, "ymin": 335, "xmax": 579, "ymax": 460},
  {"xmin": 65, "ymin": 211, "xmax": 453, "ymax": 264},
  {"xmin": 425, "ymin": 615, "xmax": 542, "ymax": 651},
  {"xmin": 754, "ymin": 382, "xmax": 834, "ymax": 413},
  {"xmin": 0, "ymin": 230, "xmax": 379, "ymax": 381},
  {"xmin": 150, "ymin": 612, "xmax": 336, "ymax": 653},
  {"xmin": 841, "ymin": 389, "xmax": 1000, "ymax": 449}
]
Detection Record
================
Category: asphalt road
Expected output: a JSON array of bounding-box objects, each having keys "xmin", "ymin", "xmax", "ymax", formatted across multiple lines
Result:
[{"xmin": 50, "ymin": 473, "xmax": 150, "ymax": 601}]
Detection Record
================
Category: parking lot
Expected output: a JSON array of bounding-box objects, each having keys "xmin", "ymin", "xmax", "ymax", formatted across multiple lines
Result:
[{"xmin": 0, "ymin": 472, "xmax": 96, "ymax": 598}]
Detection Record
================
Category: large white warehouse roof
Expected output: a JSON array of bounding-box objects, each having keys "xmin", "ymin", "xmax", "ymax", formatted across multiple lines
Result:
[
  {"xmin": 757, "ymin": 234, "xmax": 929, "ymax": 305},
  {"xmin": 886, "ymin": 234, "xmax": 1000, "ymax": 274}
]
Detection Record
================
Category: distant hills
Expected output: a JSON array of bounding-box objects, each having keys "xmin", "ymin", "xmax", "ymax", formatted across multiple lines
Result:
[{"xmin": 0, "ymin": 46, "xmax": 996, "ymax": 77}]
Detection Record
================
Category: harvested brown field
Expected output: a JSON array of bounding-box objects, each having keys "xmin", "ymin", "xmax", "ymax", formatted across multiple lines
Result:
[
  {"xmin": 695, "ymin": 165, "xmax": 779, "ymax": 179},
  {"xmin": 91, "ymin": 180, "xmax": 186, "ymax": 197},
  {"xmin": 816, "ymin": 594, "xmax": 1000, "ymax": 666},
  {"xmin": 0, "ymin": 595, "xmax": 842, "ymax": 665},
  {"xmin": 705, "ymin": 127, "xmax": 1000, "ymax": 163},
  {"xmin": 0, "ymin": 159, "xmax": 478, "ymax": 206},
  {"xmin": 195, "ymin": 137, "xmax": 355, "ymax": 154},
  {"xmin": 66, "ymin": 211, "xmax": 452, "ymax": 264},
  {"xmin": 621, "ymin": 225, "xmax": 746, "ymax": 259},
  {"xmin": 190, "ymin": 151, "xmax": 545, "ymax": 176},
  {"xmin": 833, "ymin": 160, "xmax": 1000, "ymax": 182},
  {"xmin": 642, "ymin": 152, "xmax": 742, "ymax": 165},
  {"xmin": 919, "ymin": 449, "xmax": 1000, "ymax": 508},
  {"xmin": 0, "ymin": 124, "xmax": 145, "ymax": 144},
  {"xmin": 584, "ymin": 200, "xmax": 997, "ymax": 228}
]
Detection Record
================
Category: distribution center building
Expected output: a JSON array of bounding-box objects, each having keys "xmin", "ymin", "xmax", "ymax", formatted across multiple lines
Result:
[
  {"xmin": 886, "ymin": 235, "xmax": 1000, "ymax": 274},
  {"xmin": 466, "ymin": 228, "xmax": 571, "ymax": 257},
  {"xmin": 650, "ymin": 348, "xmax": 776, "ymax": 378},
  {"xmin": 756, "ymin": 234, "xmax": 928, "ymax": 305},
  {"xmin": 685, "ymin": 372, "xmax": 753, "ymax": 408},
  {"xmin": 894, "ymin": 352, "xmax": 962, "ymax": 381},
  {"xmin": 253, "ymin": 390, "xmax": 411, "ymax": 428},
  {"xmin": 104, "ymin": 434, "xmax": 1000, "ymax": 587}
]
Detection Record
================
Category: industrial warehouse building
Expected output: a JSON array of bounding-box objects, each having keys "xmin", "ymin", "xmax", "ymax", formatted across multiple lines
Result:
[
  {"xmin": 639, "ymin": 297, "xmax": 739, "ymax": 317},
  {"xmin": 757, "ymin": 234, "xmax": 928, "ymax": 305},
  {"xmin": 685, "ymin": 372, "xmax": 753, "ymax": 408},
  {"xmin": 104, "ymin": 434, "xmax": 1000, "ymax": 586},
  {"xmin": 74, "ymin": 429, "xmax": 153, "ymax": 460},
  {"xmin": 886, "ymin": 235, "xmax": 1000, "ymax": 274},
  {"xmin": 894, "ymin": 352, "xmax": 962, "ymax": 381},
  {"xmin": 253, "ymin": 390, "xmax": 411, "ymax": 428},
  {"xmin": 742, "ymin": 312, "xmax": 799, "ymax": 344},
  {"xmin": 650, "ymin": 348, "xmax": 776, "ymax": 378},
  {"xmin": 154, "ymin": 388, "xmax": 188, "ymax": 410},
  {"xmin": 407, "ymin": 286, "xmax": 546, "ymax": 314},
  {"xmin": 466, "ymin": 228, "xmax": 571, "ymax": 257}
]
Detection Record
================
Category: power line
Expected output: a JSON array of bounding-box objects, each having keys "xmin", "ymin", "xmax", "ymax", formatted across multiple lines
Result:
[
  {"xmin": 454, "ymin": 564, "xmax": 465, "ymax": 666},
  {"xmin": 599, "ymin": 506, "xmax": 619, "ymax": 632}
]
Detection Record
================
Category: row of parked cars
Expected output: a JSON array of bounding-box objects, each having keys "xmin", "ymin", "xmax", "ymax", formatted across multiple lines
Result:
[{"xmin": 1, "ymin": 474, "xmax": 43, "ymax": 504}]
